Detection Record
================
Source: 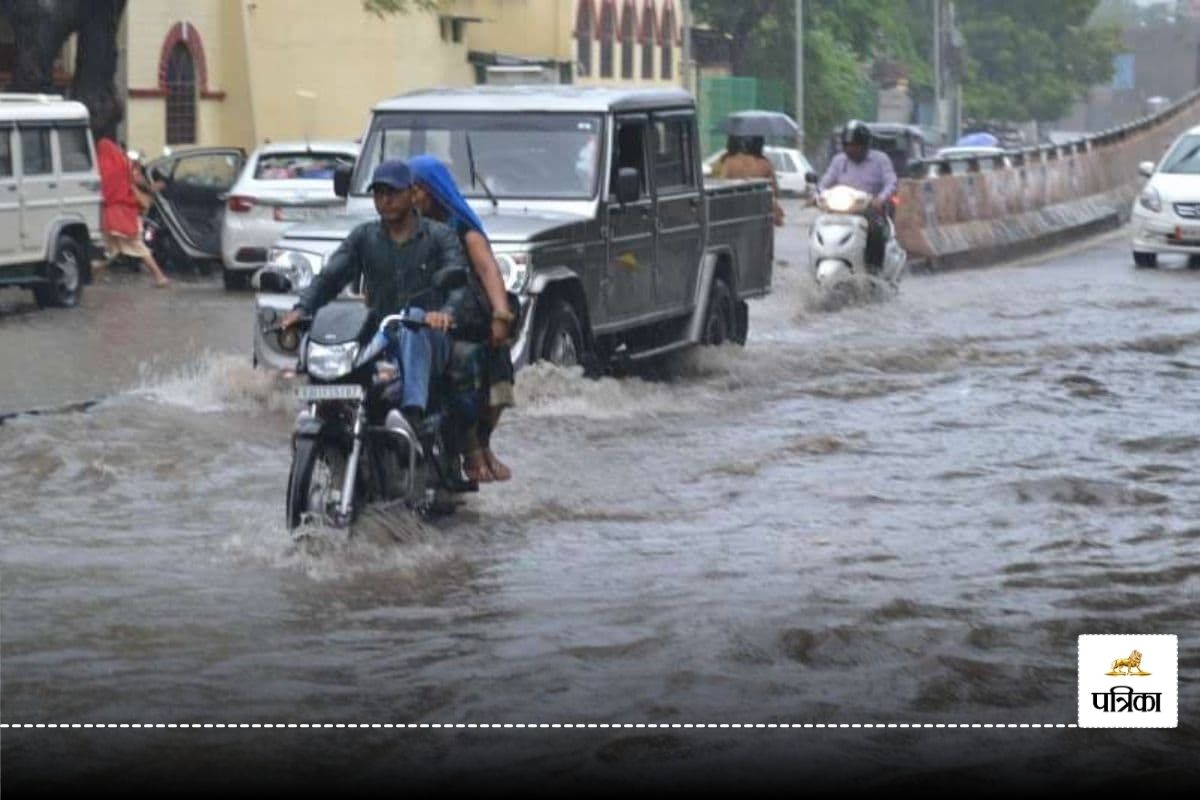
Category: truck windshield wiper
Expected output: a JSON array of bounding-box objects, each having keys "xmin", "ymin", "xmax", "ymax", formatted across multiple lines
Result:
[{"xmin": 465, "ymin": 133, "xmax": 499, "ymax": 210}]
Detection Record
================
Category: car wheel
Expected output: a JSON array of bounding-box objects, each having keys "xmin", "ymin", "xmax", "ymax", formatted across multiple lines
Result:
[
  {"xmin": 702, "ymin": 277, "xmax": 736, "ymax": 346},
  {"xmin": 33, "ymin": 235, "xmax": 84, "ymax": 309},
  {"xmin": 1133, "ymin": 251, "xmax": 1158, "ymax": 269},
  {"xmin": 535, "ymin": 299, "xmax": 587, "ymax": 369}
]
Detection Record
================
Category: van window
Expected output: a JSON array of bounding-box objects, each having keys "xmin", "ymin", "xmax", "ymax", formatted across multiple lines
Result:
[
  {"xmin": 610, "ymin": 119, "xmax": 647, "ymax": 200},
  {"xmin": 653, "ymin": 117, "xmax": 694, "ymax": 193},
  {"xmin": 20, "ymin": 128, "xmax": 52, "ymax": 175},
  {"xmin": 58, "ymin": 127, "xmax": 93, "ymax": 172},
  {"xmin": 0, "ymin": 129, "xmax": 12, "ymax": 178}
]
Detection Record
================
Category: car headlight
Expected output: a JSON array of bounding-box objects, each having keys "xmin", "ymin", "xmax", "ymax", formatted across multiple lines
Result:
[
  {"xmin": 306, "ymin": 341, "xmax": 359, "ymax": 380},
  {"xmin": 266, "ymin": 248, "xmax": 322, "ymax": 291},
  {"xmin": 495, "ymin": 252, "xmax": 531, "ymax": 293},
  {"xmin": 1139, "ymin": 186, "xmax": 1162, "ymax": 213}
]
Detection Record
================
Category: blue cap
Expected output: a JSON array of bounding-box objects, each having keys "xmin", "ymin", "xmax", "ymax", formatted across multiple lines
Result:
[{"xmin": 368, "ymin": 158, "xmax": 412, "ymax": 191}]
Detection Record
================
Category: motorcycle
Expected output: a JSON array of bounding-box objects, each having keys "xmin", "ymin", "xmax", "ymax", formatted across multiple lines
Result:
[
  {"xmin": 807, "ymin": 183, "xmax": 907, "ymax": 304},
  {"xmin": 267, "ymin": 269, "xmax": 474, "ymax": 532}
]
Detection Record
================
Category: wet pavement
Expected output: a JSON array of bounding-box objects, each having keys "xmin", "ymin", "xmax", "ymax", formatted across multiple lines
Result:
[{"xmin": 2, "ymin": 203, "xmax": 1197, "ymax": 790}]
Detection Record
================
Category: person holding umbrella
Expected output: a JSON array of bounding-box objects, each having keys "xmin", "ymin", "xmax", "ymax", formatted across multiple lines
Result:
[{"xmin": 713, "ymin": 135, "xmax": 784, "ymax": 227}]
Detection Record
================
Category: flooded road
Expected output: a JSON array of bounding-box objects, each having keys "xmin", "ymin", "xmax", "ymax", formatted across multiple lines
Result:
[{"xmin": 2, "ymin": 211, "xmax": 1198, "ymax": 789}]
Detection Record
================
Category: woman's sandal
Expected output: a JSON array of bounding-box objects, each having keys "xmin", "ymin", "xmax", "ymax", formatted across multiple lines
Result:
[
  {"xmin": 463, "ymin": 451, "xmax": 495, "ymax": 483},
  {"xmin": 482, "ymin": 448, "xmax": 512, "ymax": 482}
]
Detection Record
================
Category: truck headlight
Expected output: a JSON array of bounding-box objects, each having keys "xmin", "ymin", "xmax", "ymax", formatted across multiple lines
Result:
[
  {"xmin": 306, "ymin": 341, "xmax": 359, "ymax": 380},
  {"xmin": 1138, "ymin": 186, "xmax": 1162, "ymax": 213},
  {"xmin": 266, "ymin": 248, "xmax": 321, "ymax": 291},
  {"xmin": 495, "ymin": 252, "xmax": 531, "ymax": 293}
]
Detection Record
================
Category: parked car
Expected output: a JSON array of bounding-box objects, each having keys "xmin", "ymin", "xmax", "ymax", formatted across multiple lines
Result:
[
  {"xmin": 1132, "ymin": 124, "xmax": 1200, "ymax": 269},
  {"xmin": 142, "ymin": 146, "xmax": 246, "ymax": 282},
  {"xmin": 702, "ymin": 146, "xmax": 815, "ymax": 196},
  {"xmin": 254, "ymin": 86, "xmax": 776, "ymax": 373},
  {"xmin": 0, "ymin": 93, "xmax": 100, "ymax": 308},
  {"xmin": 219, "ymin": 140, "xmax": 358, "ymax": 289}
]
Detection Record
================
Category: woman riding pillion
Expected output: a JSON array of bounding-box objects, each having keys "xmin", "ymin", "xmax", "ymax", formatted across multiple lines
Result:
[{"xmin": 408, "ymin": 155, "xmax": 518, "ymax": 484}]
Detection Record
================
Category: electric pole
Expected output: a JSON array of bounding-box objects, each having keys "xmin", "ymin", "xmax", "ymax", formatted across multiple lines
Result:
[
  {"xmin": 681, "ymin": 0, "xmax": 694, "ymax": 93},
  {"xmin": 795, "ymin": 0, "xmax": 804, "ymax": 147}
]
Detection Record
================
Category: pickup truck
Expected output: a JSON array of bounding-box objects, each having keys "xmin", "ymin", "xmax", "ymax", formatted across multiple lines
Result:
[{"xmin": 252, "ymin": 86, "xmax": 774, "ymax": 372}]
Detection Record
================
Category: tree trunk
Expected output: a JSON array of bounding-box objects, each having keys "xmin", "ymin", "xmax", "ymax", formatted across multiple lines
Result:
[
  {"xmin": 3, "ymin": 0, "xmax": 82, "ymax": 93},
  {"xmin": 72, "ymin": 0, "xmax": 127, "ymax": 138}
]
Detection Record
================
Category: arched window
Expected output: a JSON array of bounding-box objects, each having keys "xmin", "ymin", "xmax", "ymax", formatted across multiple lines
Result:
[
  {"xmin": 620, "ymin": 1, "xmax": 636, "ymax": 79},
  {"xmin": 639, "ymin": 0, "xmax": 656, "ymax": 80},
  {"xmin": 661, "ymin": 2, "xmax": 676, "ymax": 81},
  {"xmin": 575, "ymin": 0, "xmax": 595, "ymax": 78},
  {"xmin": 165, "ymin": 43, "xmax": 196, "ymax": 144},
  {"xmin": 599, "ymin": 1, "xmax": 616, "ymax": 79}
]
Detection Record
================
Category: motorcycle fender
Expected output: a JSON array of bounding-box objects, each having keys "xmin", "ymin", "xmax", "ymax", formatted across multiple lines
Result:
[{"xmin": 292, "ymin": 411, "xmax": 324, "ymax": 441}]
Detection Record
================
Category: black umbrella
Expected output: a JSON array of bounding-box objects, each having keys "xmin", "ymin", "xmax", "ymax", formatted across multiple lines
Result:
[{"xmin": 716, "ymin": 110, "xmax": 800, "ymax": 139}]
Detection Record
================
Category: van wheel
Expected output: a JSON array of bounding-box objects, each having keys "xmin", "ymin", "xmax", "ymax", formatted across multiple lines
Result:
[
  {"xmin": 535, "ymin": 299, "xmax": 586, "ymax": 368},
  {"xmin": 702, "ymin": 277, "xmax": 736, "ymax": 346},
  {"xmin": 33, "ymin": 235, "xmax": 84, "ymax": 309}
]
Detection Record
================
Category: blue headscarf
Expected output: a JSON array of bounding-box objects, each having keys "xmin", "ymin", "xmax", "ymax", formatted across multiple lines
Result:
[{"xmin": 408, "ymin": 155, "xmax": 487, "ymax": 238}]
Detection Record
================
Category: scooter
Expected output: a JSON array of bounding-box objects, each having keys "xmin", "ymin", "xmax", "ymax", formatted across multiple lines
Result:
[{"xmin": 807, "ymin": 182, "xmax": 907, "ymax": 304}]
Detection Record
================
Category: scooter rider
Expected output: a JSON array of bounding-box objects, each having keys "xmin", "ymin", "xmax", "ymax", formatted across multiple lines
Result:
[
  {"xmin": 818, "ymin": 120, "xmax": 897, "ymax": 272},
  {"xmin": 280, "ymin": 158, "xmax": 468, "ymax": 430}
]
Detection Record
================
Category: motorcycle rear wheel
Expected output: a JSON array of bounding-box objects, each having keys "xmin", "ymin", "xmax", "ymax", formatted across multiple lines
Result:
[{"xmin": 286, "ymin": 437, "xmax": 349, "ymax": 530}]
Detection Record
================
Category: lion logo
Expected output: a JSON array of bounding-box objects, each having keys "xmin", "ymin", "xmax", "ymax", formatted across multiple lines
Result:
[{"xmin": 1106, "ymin": 650, "xmax": 1150, "ymax": 676}]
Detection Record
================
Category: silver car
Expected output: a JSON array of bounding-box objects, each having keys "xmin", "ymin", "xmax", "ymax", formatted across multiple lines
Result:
[{"xmin": 219, "ymin": 140, "xmax": 358, "ymax": 289}]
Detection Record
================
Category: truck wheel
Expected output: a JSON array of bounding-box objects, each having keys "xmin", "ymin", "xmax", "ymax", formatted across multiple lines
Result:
[
  {"xmin": 702, "ymin": 277, "xmax": 735, "ymax": 346},
  {"xmin": 535, "ymin": 299, "xmax": 586, "ymax": 368},
  {"xmin": 1133, "ymin": 252, "xmax": 1157, "ymax": 269},
  {"xmin": 33, "ymin": 235, "xmax": 84, "ymax": 309}
]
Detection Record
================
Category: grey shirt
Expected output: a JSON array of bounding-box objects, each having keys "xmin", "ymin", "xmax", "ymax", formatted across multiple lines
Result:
[
  {"xmin": 296, "ymin": 215, "xmax": 468, "ymax": 318},
  {"xmin": 819, "ymin": 150, "xmax": 898, "ymax": 202}
]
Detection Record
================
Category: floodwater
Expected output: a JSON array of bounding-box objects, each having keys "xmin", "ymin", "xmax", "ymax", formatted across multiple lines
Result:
[{"xmin": 2, "ymin": 214, "xmax": 1197, "ymax": 789}]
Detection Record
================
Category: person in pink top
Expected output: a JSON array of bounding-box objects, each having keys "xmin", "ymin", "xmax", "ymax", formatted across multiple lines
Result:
[{"xmin": 96, "ymin": 136, "xmax": 170, "ymax": 287}]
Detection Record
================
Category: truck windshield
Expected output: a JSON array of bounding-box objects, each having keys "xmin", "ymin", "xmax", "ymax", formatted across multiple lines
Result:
[{"xmin": 353, "ymin": 112, "xmax": 603, "ymax": 199}]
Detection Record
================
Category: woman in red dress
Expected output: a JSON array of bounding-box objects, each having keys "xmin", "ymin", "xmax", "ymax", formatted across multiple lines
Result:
[{"xmin": 96, "ymin": 137, "xmax": 170, "ymax": 287}]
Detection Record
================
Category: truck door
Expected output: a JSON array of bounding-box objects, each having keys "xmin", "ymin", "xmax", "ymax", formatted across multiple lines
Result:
[
  {"xmin": 0, "ymin": 124, "xmax": 18, "ymax": 261},
  {"xmin": 650, "ymin": 111, "xmax": 703, "ymax": 314},
  {"xmin": 55, "ymin": 123, "xmax": 100, "ymax": 235},
  {"xmin": 15, "ymin": 124, "xmax": 58, "ymax": 260},
  {"xmin": 604, "ymin": 114, "xmax": 657, "ymax": 324}
]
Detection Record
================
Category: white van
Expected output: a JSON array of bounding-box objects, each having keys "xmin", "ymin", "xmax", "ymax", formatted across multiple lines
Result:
[{"xmin": 0, "ymin": 94, "xmax": 101, "ymax": 308}]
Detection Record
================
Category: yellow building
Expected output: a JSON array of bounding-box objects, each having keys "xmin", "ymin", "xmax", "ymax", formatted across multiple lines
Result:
[{"xmin": 112, "ymin": 0, "xmax": 686, "ymax": 154}]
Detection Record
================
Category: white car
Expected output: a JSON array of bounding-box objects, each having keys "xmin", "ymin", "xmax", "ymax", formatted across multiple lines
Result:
[
  {"xmin": 703, "ymin": 146, "xmax": 816, "ymax": 197},
  {"xmin": 1132, "ymin": 124, "xmax": 1200, "ymax": 269},
  {"xmin": 219, "ymin": 140, "xmax": 358, "ymax": 289}
]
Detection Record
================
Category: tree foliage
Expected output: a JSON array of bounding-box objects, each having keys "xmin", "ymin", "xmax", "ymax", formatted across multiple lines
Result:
[{"xmin": 957, "ymin": 0, "xmax": 1123, "ymax": 122}]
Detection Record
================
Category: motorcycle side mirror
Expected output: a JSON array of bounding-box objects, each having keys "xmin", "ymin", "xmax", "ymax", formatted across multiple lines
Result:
[
  {"xmin": 804, "ymin": 171, "xmax": 819, "ymax": 184},
  {"xmin": 616, "ymin": 167, "xmax": 641, "ymax": 205},
  {"xmin": 333, "ymin": 163, "xmax": 353, "ymax": 198},
  {"xmin": 432, "ymin": 266, "xmax": 468, "ymax": 293},
  {"xmin": 255, "ymin": 269, "xmax": 294, "ymax": 294}
]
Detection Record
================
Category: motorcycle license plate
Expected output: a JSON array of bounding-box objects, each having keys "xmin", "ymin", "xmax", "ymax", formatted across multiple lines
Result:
[{"xmin": 294, "ymin": 384, "xmax": 363, "ymax": 401}]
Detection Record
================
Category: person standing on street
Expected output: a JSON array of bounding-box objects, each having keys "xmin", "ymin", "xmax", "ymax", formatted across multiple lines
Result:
[{"xmin": 95, "ymin": 136, "xmax": 170, "ymax": 287}]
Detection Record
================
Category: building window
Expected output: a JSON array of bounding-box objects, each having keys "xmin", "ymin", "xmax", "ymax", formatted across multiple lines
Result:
[
  {"xmin": 661, "ymin": 4, "xmax": 675, "ymax": 81},
  {"xmin": 575, "ymin": 0, "xmax": 594, "ymax": 78},
  {"xmin": 165, "ymin": 43, "xmax": 196, "ymax": 145},
  {"xmin": 639, "ymin": 0, "xmax": 655, "ymax": 80},
  {"xmin": 599, "ymin": 1, "xmax": 615, "ymax": 79},
  {"xmin": 620, "ymin": 1, "xmax": 635, "ymax": 79}
]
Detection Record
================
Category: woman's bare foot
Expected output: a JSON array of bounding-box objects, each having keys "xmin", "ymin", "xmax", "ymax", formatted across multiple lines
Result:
[
  {"xmin": 482, "ymin": 448, "xmax": 511, "ymax": 482},
  {"xmin": 153, "ymin": 276, "xmax": 171, "ymax": 288},
  {"xmin": 463, "ymin": 451, "xmax": 495, "ymax": 483}
]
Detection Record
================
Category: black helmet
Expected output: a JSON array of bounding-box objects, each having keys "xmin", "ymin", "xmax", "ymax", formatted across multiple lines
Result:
[{"xmin": 842, "ymin": 120, "xmax": 871, "ymax": 147}]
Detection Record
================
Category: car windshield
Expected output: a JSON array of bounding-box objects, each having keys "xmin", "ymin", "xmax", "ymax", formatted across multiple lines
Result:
[
  {"xmin": 353, "ymin": 112, "xmax": 604, "ymax": 199},
  {"xmin": 1160, "ymin": 135, "xmax": 1200, "ymax": 174},
  {"xmin": 254, "ymin": 151, "xmax": 356, "ymax": 180}
]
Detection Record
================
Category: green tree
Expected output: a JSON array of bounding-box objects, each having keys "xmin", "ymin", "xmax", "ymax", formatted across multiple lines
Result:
[{"xmin": 957, "ymin": 0, "xmax": 1123, "ymax": 123}]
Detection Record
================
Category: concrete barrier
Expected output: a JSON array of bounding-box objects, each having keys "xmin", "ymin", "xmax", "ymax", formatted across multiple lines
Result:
[{"xmin": 895, "ymin": 88, "xmax": 1200, "ymax": 269}]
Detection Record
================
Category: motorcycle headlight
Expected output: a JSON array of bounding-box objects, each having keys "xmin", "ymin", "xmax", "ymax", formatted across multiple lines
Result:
[
  {"xmin": 306, "ymin": 341, "xmax": 359, "ymax": 380},
  {"xmin": 1138, "ymin": 186, "xmax": 1162, "ymax": 213},
  {"xmin": 823, "ymin": 186, "xmax": 865, "ymax": 213},
  {"xmin": 495, "ymin": 252, "xmax": 531, "ymax": 293},
  {"xmin": 265, "ymin": 248, "xmax": 321, "ymax": 291}
]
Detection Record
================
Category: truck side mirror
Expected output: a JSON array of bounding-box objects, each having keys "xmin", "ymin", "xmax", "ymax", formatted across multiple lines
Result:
[
  {"xmin": 333, "ymin": 163, "xmax": 353, "ymax": 198},
  {"xmin": 616, "ymin": 167, "xmax": 641, "ymax": 205}
]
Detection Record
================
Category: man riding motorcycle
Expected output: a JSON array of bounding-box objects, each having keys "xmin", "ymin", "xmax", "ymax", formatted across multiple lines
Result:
[
  {"xmin": 280, "ymin": 159, "xmax": 476, "ymax": 487},
  {"xmin": 818, "ymin": 120, "xmax": 898, "ymax": 272}
]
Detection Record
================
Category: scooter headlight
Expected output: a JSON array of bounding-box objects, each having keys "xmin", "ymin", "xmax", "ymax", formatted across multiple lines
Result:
[
  {"xmin": 495, "ymin": 252, "xmax": 531, "ymax": 292},
  {"xmin": 306, "ymin": 341, "xmax": 359, "ymax": 380},
  {"xmin": 822, "ymin": 185, "xmax": 867, "ymax": 213}
]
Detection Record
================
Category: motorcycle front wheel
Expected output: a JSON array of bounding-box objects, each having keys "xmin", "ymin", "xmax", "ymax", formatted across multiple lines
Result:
[{"xmin": 286, "ymin": 437, "xmax": 349, "ymax": 530}]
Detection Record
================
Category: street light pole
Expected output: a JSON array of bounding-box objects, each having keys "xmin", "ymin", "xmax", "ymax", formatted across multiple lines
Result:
[
  {"xmin": 795, "ymin": 0, "xmax": 804, "ymax": 147},
  {"xmin": 681, "ymin": 0, "xmax": 694, "ymax": 93},
  {"xmin": 933, "ymin": 0, "xmax": 942, "ymax": 142}
]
